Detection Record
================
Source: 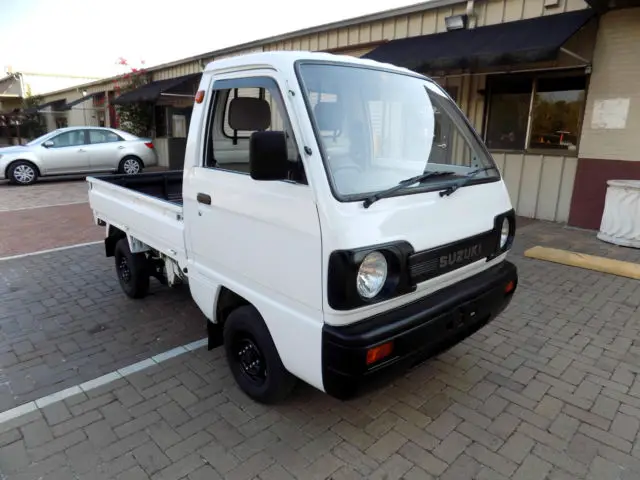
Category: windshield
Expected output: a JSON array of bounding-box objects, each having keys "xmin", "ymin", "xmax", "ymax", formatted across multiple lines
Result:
[
  {"xmin": 296, "ymin": 63, "xmax": 499, "ymax": 199},
  {"xmin": 26, "ymin": 131, "xmax": 55, "ymax": 146}
]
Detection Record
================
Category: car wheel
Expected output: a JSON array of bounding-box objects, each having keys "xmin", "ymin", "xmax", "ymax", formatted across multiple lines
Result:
[
  {"xmin": 114, "ymin": 238, "xmax": 150, "ymax": 299},
  {"xmin": 119, "ymin": 156, "xmax": 143, "ymax": 175},
  {"xmin": 8, "ymin": 161, "xmax": 38, "ymax": 185},
  {"xmin": 223, "ymin": 306, "xmax": 296, "ymax": 404}
]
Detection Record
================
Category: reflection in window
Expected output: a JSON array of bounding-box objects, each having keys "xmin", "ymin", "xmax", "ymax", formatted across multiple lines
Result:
[
  {"xmin": 528, "ymin": 76, "xmax": 585, "ymax": 152},
  {"xmin": 484, "ymin": 73, "xmax": 586, "ymax": 153},
  {"xmin": 485, "ymin": 76, "xmax": 532, "ymax": 151}
]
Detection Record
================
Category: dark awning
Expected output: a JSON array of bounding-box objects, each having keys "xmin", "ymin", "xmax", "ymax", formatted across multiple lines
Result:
[
  {"xmin": 112, "ymin": 73, "xmax": 201, "ymax": 105},
  {"xmin": 363, "ymin": 9, "xmax": 596, "ymax": 72},
  {"xmin": 24, "ymin": 99, "xmax": 67, "ymax": 114},
  {"xmin": 61, "ymin": 93, "xmax": 100, "ymax": 111},
  {"xmin": 584, "ymin": 0, "xmax": 640, "ymax": 12}
]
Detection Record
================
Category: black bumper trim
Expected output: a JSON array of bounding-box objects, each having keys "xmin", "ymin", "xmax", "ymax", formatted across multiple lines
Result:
[{"xmin": 321, "ymin": 260, "xmax": 518, "ymax": 399}]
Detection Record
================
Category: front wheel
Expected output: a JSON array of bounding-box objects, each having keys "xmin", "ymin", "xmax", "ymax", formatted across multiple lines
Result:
[
  {"xmin": 119, "ymin": 156, "xmax": 143, "ymax": 175},
  {"xmin": 114, "ymin": 238, "xmax": 149, "ymax": 299},
  {"xmin": 223, "ymin": 306, "xmax": 296, "ymax": 404},
  {"xmin": 8, "ymin": 161, "xmax": 38, "ymax": 185}
]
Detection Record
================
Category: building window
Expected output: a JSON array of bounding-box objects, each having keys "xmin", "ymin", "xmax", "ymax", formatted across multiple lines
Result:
[
  {"xmin": 528, "ymin": 76, "xmax": 585, "ymax": 152},
  {"xmin": 485, "ymin": 72, "xmax": 586, "ymax": 154}
]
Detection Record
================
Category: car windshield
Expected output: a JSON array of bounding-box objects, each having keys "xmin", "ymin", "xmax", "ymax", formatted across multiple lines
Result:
[
  {"xmin": 296, "ymin": 62, "xmax": 499, "ymax": 199},
  {"xmin": 26, "ymin": 131, "xmax": 55, "ymax": 146}
]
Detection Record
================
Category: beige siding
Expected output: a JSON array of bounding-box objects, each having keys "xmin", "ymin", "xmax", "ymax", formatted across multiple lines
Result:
[
  {"xmin": 152, "ymin": 61, "xmax": 203, "ymax": 81},
  {"xmin": 579, "ymin": 8, "xmax": 640, "ymax": 161},
  {"xmin": 491, "ymin": 153, "xmax": 577, "ymax": 221},
  {"xmin": 259, "ymin": 0, "xmax": 590, "ymax": 55}
]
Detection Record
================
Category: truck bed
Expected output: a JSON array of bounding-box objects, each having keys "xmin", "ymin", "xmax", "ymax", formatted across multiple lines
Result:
[
  {"xmin": 100, "ymin": 170, "xmax": 184, "ymax": 205},
  {"xmin": 87, "ymin": 170, "xmax": 186, "ymax": 264}
]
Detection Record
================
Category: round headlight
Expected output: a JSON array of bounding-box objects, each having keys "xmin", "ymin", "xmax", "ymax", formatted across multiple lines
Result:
[
  {"xmin": 500, "ymin": 218, "xmax": 510, "ymax": 249},
  {"xmin": 356, "ymin": 251, "xmax": 388, "ymax": 299}
]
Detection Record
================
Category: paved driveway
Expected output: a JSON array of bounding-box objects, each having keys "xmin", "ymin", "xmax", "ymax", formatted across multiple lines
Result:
[{"xmin": 1, "ymin": 220, "xmax": 640, "ymax": 479}]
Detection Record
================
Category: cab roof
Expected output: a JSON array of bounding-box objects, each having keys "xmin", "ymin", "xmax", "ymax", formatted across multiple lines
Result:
[{"xmin": 203, "ymin": 50, "xmax": 426, "ymax": 79}]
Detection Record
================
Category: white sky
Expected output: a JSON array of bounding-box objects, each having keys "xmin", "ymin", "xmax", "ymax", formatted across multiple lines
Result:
[{"xmin": 0, "ymin": 0, "xmax": 425, "ymax": 78}]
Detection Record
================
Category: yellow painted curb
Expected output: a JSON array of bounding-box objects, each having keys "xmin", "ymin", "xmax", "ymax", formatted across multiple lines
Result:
[{"xmin": 524, "ymin": 246, "xmax": 640, "ymax": 280}]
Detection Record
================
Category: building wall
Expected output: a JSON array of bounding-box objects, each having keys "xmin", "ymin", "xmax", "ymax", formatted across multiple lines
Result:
[
  {"xmin": 569, "ymin": 8, "xmax": 640, "ymax": 229},
  {"xmin": 33, "ymin": 0, "xmax": 596, "ymax": 225}
]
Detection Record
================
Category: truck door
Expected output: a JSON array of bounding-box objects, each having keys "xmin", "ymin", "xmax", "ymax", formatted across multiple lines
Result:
[{"xmin": 182, "ymin": 73, "xmax": 323, "ymax": 319}]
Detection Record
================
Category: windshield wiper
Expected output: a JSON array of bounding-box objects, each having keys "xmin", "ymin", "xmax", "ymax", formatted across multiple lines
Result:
[
  {"xmin": 363, "ymin": 171, "xmax": 456, "ymax": 208},
  {"xmin": 438, "ymin": 167, "xmax": 498, "ymax": 197}
]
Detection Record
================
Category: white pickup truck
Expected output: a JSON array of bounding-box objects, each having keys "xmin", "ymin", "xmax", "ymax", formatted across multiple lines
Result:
[{"xmin": 87, "ymin": 51, "xmax": 518, "ymax": 404}]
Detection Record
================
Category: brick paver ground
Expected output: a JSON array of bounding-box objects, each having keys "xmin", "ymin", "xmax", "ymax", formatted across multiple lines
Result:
[
  {"xmin": 0, "ymin": 243, "xmax": 205, "ymax": 412},
  {"xmin": 0, "ymin": 203, "xmax": 103, "ymax": 257},
  {"xmin": 1, "ymin": 219, "xmax": 640, "ymax": 479},
  {"xmin": 0, "ymin": 179, "xmax": 89, "ymax": 212}
]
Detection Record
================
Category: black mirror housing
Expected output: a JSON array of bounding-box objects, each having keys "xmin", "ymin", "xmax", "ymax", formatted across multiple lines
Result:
[{"xmin": 250, "ymin": 131, "xmax": 289, "ymax": 181}]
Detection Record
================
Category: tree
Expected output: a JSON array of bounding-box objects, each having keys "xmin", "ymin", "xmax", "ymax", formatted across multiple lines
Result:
[
  {"xmin": 112, "ymin": 58, "xmax": 153, "ymax": 137},
  {"xmin": 21, "ymin": 92, "xmax": 46, "ymax": 138}
]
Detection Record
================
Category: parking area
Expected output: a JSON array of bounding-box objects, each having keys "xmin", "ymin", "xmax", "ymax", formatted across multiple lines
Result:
[{"xmin": 1, "ymin": 180, "xmax": 640, "ymax": 479}]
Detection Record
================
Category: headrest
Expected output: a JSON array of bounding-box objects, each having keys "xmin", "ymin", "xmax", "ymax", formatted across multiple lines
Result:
[
  {"xmin": 313, "ymin": 102, "xmax": 342, "ymax": 131},
  {"xmin": 228, "ymin": 97, "xmax": 271, "ymax": 131}
]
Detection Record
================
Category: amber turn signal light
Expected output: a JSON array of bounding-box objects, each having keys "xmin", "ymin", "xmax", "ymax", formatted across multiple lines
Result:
[
  {"xmin": 195, "ymin": 90, "xmax": 205, "ymax": 104},
  {"xmin": 366, "ymin": 341, "xmax": 394, "ymax": 365}
]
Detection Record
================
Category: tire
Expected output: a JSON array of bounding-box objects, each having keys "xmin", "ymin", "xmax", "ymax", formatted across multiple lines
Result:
[
  {"xmin": 114, "ymin": 238, "xmax": 149, "ymax": 299},
  {"xmin": 8, "ymin": 160, "xmax": 38, "ymax": 185},
  {"xmin": 223, "ymin": 306, "xmax": 296, "ymax": 404},
  {"xmin": 118, "ymin": 156, "xmax": 143, "ymax": 175}
]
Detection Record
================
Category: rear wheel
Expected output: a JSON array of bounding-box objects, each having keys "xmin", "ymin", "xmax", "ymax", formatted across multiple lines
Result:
[
  {"xmin": 114, "ymin": 238, "xmax": 149, "ymax": 298},
  {"xmin": 8, "ymin": 161, "xmax": 38, "ymax": 185},
  {"xmin": 119, "ymin": 156, "xmax": 143, "ymax": 175},
  {"xmin": 223, "ymin": 306, "xmax": 296, "ymax": 404}
]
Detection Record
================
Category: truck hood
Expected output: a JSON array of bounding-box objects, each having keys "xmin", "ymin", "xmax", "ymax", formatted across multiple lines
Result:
[{"xmin": 323, "ymin": 180, "xmax": 512, "ymax": 253}]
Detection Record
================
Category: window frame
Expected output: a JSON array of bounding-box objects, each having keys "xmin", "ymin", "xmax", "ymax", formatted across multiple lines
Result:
[
  {"xmin": 201, "ymin": 75, "xmax": 306, "ymax": 184},
  {"xmin": 484, "ymin": 69, "xmax": 588, "ymax": 157}
]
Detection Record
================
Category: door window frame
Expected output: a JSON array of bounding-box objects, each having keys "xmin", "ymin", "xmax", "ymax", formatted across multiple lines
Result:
[
  {"xmin": 48, "ymin": 129, "xmax": 89, "ymax": 148},
  {"xmin": 201, "ymin": 74, "xmax": 307, "ymax": 184}
]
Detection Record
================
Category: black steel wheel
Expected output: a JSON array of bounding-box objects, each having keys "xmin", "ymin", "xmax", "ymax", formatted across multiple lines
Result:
[
  {"xmin": 114, "ymin": 238, "xmax": 150, "ymax": 299},
  {"xmin": 223, "ymin": 305, "xmax": 296, "ymax": 404}
]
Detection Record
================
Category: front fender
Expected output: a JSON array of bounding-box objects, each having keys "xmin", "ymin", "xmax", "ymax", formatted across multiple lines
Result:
[{"xmin": 2, "ymin": 153, "xmax": 43, "ymax": 175}]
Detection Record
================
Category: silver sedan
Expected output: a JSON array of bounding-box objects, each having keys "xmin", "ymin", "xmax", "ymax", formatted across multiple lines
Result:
[{"xmin": 0, "ymin": 126, "xmax": 159, "ymax": 185}]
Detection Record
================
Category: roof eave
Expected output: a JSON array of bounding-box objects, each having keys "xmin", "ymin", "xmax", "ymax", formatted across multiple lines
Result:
[{"xmin": 36, "ymin": 0, "xmax": 466, "ymax": 99}]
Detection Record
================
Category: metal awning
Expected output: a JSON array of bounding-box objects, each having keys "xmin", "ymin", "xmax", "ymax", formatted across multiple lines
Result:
[
  {"xmin": 363, "ymin": 9, "xmax": 596, "ymax": 72},
  {"xmin": 584, "ymin": 0, "xmax": 640, "ymax": 12},
  {"xmin": 23, "ymin": 99, "xmax": 67, "ymax": 115},
  {"xmin": 112, "ymin": 73, "xmax": 201, "ymax": 105},
  {"xmin": 61, "ymin": 93, "xmax": 100, "ymax": 111}
]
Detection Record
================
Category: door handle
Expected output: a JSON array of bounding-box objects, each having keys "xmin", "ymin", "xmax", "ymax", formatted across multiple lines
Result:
[
  {"xmin": 197, "ymin": 193, "xmax": 211, "ymax": 205},
  {"xmin": 78, "ymin": 148, "xmax": 86, "ymax": 152},
  {"xmin": 118, "ymin": 146, "xmax": 125, "ymax": 149}
]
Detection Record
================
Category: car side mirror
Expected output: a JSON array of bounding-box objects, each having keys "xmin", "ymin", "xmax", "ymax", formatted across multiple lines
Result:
[
  {"xmin": 249, "ymin": 131, "xmax": 289, "ymax": 181},
  {"xmin": 42, "ymin": 140, "xmax": 54, "ymax": 148}
]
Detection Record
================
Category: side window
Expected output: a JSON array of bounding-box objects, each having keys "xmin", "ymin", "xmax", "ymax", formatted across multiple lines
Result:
[
  {"xmin": 203, "ymin": 77, "xmax": 305, "ymax": 183},
  {"xmin": 89, "ymin": 130, "xmax": 123, "ymax": 144},
  {"xmin": 49, "ymin": 130, "xmax": 86, "ymax": 148}
]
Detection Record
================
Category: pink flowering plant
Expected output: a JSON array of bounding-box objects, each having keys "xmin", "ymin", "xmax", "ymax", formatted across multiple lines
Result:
[{"xmin": 112, "ymin": 57, "xmax": 152, "ymax": 136}]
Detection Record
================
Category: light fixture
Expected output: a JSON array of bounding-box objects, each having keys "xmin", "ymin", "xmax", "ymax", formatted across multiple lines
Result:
[{"xmin": 445, "ymin": 14, "xmax": 469, "ymax": 31}]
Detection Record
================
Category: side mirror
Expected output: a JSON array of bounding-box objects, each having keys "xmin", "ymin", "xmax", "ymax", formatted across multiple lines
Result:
[
  {"xmin": 42, "ymin": 140, "xmax": 54, "ymax": 148},
  {"xmin": 249, "ymin": 131, "xmax": 289, "ymax": 181}
]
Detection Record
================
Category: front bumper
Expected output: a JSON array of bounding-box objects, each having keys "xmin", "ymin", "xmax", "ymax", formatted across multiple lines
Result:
[{"xmin": 321, "ymin": 260, "xmax": 518, "ymax": 399}]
